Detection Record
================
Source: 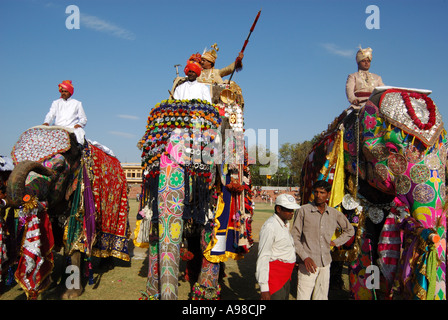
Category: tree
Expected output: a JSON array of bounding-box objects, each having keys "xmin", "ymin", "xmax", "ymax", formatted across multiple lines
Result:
[
  {"xmin": 247, "ymin": 144, "xmax": 278, "ymax": 186},
  {"xmin": 278, "ymin": 134, "xmax": 321, "ymax": 186}
]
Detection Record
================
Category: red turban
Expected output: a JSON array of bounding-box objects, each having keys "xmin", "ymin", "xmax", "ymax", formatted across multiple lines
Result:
[
  {"xmin": 184, "ymin": 62, "xmax": 202, "ymax": 76},
  {"xmin": 58, "ymin": 80, "xmax": 74, "ymax": 95},
  {"xmin": 184, "ymin": 53, "xmax": 202, "ymax": 76}
]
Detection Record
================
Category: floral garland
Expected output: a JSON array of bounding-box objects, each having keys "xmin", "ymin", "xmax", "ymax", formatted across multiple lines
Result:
[
  {"xmin": 189, "ymin": 282, "xmax": 221, "ymax": 300},
  {"xmin": 400, "ymin": 91, "xmax": 436, "ymax": 131},
  {"xmin": 140, "ymin": 99, "xmax": 222, "ymax": 171}
]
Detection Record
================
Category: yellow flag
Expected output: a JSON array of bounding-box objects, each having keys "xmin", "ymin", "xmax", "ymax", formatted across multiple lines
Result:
[{"xmin": 329, "ymin": 128, "xmax": 345, "ymax": 249}]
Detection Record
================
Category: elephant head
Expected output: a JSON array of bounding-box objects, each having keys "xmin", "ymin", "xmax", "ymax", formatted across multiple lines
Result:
[
  {"xmin": 6, "ymin": 126, "xmax": 130, "ymax": 299},
  {"xmin": 7, "ymin": 126, "xmax": 80, "ymax": 212},
  {"xmin": 345, "ymin": 88, "xmax": 446, "ymax": 299},
  {"xmin": 139, "ymin": 97, "xmax": 253, "ymax": 300},
  {"xmin": 300, "ymin": 87, "xmax": 446, "ymax": 300}
]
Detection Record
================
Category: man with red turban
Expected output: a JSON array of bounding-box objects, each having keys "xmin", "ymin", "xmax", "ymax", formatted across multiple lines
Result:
[
  {"xmin": 172, "ymin": 54, "xmax": 212, "ymax": 103},
  {"xmin": 43, "ymin": 80, "xmax": 87, "ymax": 144}
]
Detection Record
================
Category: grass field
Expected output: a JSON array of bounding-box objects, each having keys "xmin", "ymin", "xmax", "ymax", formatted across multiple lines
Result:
[{"xmin": 0, "ymin": 200, "xmax": 350, "ymax": 300}]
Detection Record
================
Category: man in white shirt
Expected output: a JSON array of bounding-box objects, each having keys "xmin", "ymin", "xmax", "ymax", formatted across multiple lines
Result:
[
  {"xmin": 256, "ymin": 194, "xmax": 300, "ymax": 300},
  {"xmin": 43, "ymin": 80, "xmax": 87, "ymax": 144},
  {"xmin": 173, "ymin": 54, "xmax": 212, "ymax": 103}
]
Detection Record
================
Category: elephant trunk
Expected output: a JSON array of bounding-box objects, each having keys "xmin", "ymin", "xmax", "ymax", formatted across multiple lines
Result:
[
  {"xmin": 158, "ymin": 159, "xmax": 185, "ymax": 300},
  {"xmin": 6, "ymin": 160, "xmax": 54, "ymax": 208}
]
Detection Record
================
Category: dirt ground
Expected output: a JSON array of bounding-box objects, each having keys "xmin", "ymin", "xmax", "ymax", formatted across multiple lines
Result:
[{"xmin": 0, "ymin": 201, "xmax": 350, "ymax": 300}]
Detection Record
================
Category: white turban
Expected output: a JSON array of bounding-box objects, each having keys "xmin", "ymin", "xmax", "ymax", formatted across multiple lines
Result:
[{"xmin": 356, "ymin": 47, "xmax": 372, "ymax": 63}]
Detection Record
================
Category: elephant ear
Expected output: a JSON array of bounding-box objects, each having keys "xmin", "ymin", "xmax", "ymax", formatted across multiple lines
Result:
[
  {"xmin": 378, "ymin": 89, "xmax": 444, "ymax": 147},
  {"xmin": 11, "ymin": 126, "xmax": 73, "ymax": 165}
]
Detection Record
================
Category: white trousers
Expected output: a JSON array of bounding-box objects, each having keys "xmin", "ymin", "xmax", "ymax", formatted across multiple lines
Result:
[{"xmin": 296, "ymin": 263, "xmax": 330, "ymax": 300}]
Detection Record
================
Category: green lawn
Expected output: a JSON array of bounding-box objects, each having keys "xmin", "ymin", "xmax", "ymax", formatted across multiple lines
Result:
[{"xmin": 0, "ymin": 200, "xmax": 350, "ymax": 300}]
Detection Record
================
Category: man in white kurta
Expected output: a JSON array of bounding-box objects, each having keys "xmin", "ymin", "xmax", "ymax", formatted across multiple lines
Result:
[
  {"xmin": 173, "ymin": 54, "xmax": 212, "ymax": 103},
  {"xmin": 256, "ymin": 194, "xmax": 300, "ymax": 300},
  {"xmin": 173, "ymin": 79, "xmax": 211, "ymax": 103},
  {"xmin": 43, "ymin": 80, "xmax": 87, "ymax": 144}
]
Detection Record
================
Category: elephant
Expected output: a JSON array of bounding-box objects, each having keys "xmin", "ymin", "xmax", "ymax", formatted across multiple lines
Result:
[
  {"xmin": 300, "ymin": 87, "xmax": 446, "ymax": 300},
  {"xmin": 137, "ymin": 83, "xmax": 254, "ymax": 300},
  {"xmin": 5, "ymin": 125, "xmax": 130, "ymax": 299}
]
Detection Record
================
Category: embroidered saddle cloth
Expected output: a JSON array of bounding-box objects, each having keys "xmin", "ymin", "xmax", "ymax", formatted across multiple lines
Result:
[{"xmin": 11, "ymin": 126, "xmax": 72, "ymax": 164}]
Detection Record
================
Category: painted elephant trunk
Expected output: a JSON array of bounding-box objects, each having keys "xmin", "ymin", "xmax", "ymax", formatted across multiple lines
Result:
[{"xmin": 6, "ymin": 160, "xmax": 54, "ymax": 208}]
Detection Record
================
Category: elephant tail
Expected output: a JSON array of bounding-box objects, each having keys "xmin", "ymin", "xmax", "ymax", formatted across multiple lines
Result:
[{"xmin": 6, "ymin": 160, "xmax": 54, "ymax": 208}]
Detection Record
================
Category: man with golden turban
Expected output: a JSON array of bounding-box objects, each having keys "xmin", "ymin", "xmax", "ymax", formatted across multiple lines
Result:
[
  {"xmin": 345, "ymin": 47, "xmax": 384, "ymax": 108},
  {"xmin": 43, "ymin": 80, "xmax": 87, "ymax": 144},
  {"xmin": 173, "ymin": 53, "xmax": 212, "ymax": 103},
  {"xmin": 197, "ymin": 44, "xmax": 244, "ymax": 97}
]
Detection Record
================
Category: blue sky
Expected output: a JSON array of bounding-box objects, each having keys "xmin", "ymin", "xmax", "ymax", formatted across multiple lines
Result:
[{"xmin": 1, "ymin": 0, "xmax": 447, "ymax": 164}]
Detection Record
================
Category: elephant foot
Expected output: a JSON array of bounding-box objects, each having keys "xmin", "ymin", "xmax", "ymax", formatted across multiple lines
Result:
[
  {"xmin": 190, "ymin": 282, "xmax": 222, "ymax": 300},
  {"xmin": 61, "ymin": 287, "xmax": 84, "ymax": 300}
]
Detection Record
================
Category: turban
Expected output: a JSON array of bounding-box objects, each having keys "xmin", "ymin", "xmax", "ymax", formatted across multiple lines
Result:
[
  {"xmin": 356, "ymin": 47, "xmax": 372, "ymax": 63},
  {"xmin": 202, "ymin": 43, "xmax": 219, "ymax": 64},
  {"xmin": 202, "ymin": 50, "xmax": 217, "ymax": 64},
  {"xmin": 58, "ymin": 80, "xmax": 74, "ymax": 95},
  {"xmin": 184, "ymin": 62, "xmax": 202, "ymax": 76},
  {"xmin": 184, "ymin": 53, "xmax": 202, "ymax": 76}
]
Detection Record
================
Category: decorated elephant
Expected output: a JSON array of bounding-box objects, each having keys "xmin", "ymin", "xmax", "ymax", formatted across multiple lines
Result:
[
  {"xmin": 136, "ymin": 82, "xmax": 254, "ymax": 300},
  {"xmin": 5, "ymin": 126, "xmax": 130, "ymax": 299},
  {"xmin": 300, "ymin": 87, "xmax": 446, "ymax": 300}
]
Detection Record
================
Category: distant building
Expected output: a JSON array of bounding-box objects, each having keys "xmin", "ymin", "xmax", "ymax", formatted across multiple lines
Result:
[{"xmin": 121, "ymin": 162, "xmax": 142, "ymax": 198}]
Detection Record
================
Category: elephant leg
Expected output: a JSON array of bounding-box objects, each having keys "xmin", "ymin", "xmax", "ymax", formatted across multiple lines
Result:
[
  {"xmin": 145, "ymin": 238, "xmax": 160, "ymax": 297},
  {"xmin": 349, "ymin": 235, "xmax": 374, "ymax": 300},
  {"xmin": 197, "ymin": 258, "xmax": 220, "ymax": 288},
  {"xmin": 190, "ymin": 228, "xmax": 221, "ymax": 300},
  {"xmin": 185, "ymin": 235, "xmax": 202, "ymax": 283},
  {"xmin": 330, "ymin": 261, "xmax": 344, "ymax": 290},
  {"xmin": 157, "ymin": 162, "xmax": 185, "ymax": 300},
  {"xmin": 61, "ymin": 251, "xmax": 83, "ymax": 299}
]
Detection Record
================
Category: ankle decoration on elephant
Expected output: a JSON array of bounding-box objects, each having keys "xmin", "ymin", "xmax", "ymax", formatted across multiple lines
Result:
[{"xmin": 190, "ymin": 282, "xmax": 221, "ymax": 300}]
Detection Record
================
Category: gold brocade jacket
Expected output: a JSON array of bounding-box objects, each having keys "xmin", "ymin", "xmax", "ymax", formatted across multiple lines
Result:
[{"xmin": 345, "ymin": 70, "xmax": 384, "ymax": 104}]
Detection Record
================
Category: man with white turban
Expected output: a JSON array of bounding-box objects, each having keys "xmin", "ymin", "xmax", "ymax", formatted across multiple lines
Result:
[{"xmin": 345, "ymin": 47, "xmax": 384, "ymax": 107}]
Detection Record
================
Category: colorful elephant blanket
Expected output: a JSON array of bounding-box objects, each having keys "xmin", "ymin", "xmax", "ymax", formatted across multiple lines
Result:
[
  {"xmin": 63, "ymin": 143, "xmax": 130, "ymax": 261},
  {"xmin": 86, "ymin": 144, "xmax": 130, "ymax": 261}
]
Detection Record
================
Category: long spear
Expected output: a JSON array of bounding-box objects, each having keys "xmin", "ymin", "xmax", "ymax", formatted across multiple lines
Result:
[{"xmin": 228, "ymin": 9, "xmax": 261, "ymax": 82}]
